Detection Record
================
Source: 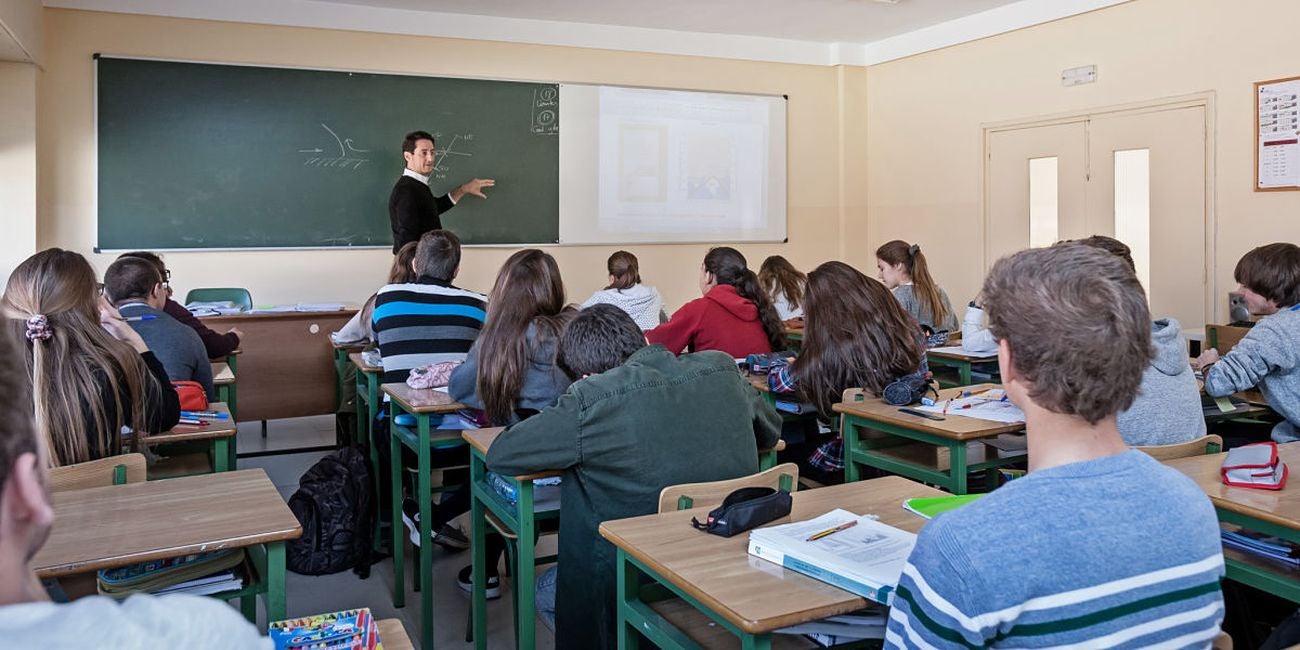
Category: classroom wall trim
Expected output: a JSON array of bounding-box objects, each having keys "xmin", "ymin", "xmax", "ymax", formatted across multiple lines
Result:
[{"xmin": 46, "ymin": 0, "xmax": 1129, "ymax": 67}]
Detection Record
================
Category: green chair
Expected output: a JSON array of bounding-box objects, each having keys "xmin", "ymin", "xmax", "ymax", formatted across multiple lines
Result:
[{"xmin": 185, "ymin": 287, "xmax": 253, "ymax": 312}]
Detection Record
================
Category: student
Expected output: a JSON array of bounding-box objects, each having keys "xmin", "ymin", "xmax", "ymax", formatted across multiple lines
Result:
[
  {"xmin": 487, "ymin": 304, "xmax": 782, "ymax": 649},
  {"xmin": 0, "ymin": 328, "xmax": 268, "ymax": 648},
  {"xmin": 104, "ymin": 257, "xmax": 216, "ymax": 401},
  {"xmin": 579, "ymin": 250, "xmax": 665, "ymax": 330},
  {"xmin": 444, "ymin": 249, "xmax": 573, "ymax": 593},
  {"xmin": 371, "ymin": 230, "xmax": 487, "ymax": 384},
  {"xmin": 1197, "ymin": 242, "xmax": 1300, "ymax": 443},
  {"xmin": 647, "ymin": 247, "xmax": 785, "ymax": 357},
  {"xmin": 331, "ymin": 240, "xmax": 418, "ymax": 345},
  {"xmin": 118, "ymin": 251, "xmax": 242, "ymax": 359},
  {"xmin": 758, "ymin": 255, "xmax": 807, "ymax": 321},
  {"xmin": 2, "ymin": 249, "xmax": 180, "ymax": 466},
  {"xmin": 876, "ymin": 240, "xmax": 958, "ymax": 333},
  {"xmin": 885, "ymin": 245, "xmax": 1224, "ymax": 648}
]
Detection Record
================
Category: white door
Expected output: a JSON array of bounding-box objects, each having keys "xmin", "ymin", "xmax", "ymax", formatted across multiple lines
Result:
[{"xmin": 986, "ymin": 122, "xmax": 1087, "ymax": 268}]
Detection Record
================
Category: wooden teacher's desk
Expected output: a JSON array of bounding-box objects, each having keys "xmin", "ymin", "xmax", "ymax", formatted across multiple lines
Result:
[
  {"xmin": 600, "ymin": 476, "xmax": 944, "ymax": 649},
  {"xmin": 199, "ymin": 309, "xmax": 355, "ymax": 422}
]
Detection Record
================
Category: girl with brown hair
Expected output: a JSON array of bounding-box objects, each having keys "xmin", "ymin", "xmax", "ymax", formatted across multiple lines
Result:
[
  {"xmin": 331, "ymin": 240, "xmax": 420, "ymax": 344},
  {"xmin": 2, "ymin": 248, "xmax": 180, "ymax": 466},
  {"xmin": 758, "ymin": 255, "xmax": 807, "ymax": 321},
  {"xmin": 876, "ymin": 239, "xmax": 958, "ymax": 333},
  {"xmin": 647, "ymin": 247, "xmax": 786, "ymax": 357},
  {"xmin": 580, "ymin": 250, "xmax": 665, "ymax": 330}
]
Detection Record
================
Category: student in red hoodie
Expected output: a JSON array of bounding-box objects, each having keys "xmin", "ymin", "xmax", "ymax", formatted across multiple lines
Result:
[{"xmin": 648, "ymin": 247, "xmax": 786, "ymax": 357}]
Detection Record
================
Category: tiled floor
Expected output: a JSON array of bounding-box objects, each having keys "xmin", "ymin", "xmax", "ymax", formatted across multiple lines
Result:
[{"xmin": 233, "ymin": 416, "xmax": 556, "ymax": 648}]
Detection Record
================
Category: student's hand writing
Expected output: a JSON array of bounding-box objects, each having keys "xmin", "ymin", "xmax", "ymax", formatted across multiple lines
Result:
[
  {"xmin": 99, "ymin": 296, "xmax": 149, "ymax": 353},
  {"xmin": 460, "ymin": 178, "xmax": 496, "ymax": 199},
  {"xmin": 228, "ymin": 327, "xmax": 244, "ymax": 340}
]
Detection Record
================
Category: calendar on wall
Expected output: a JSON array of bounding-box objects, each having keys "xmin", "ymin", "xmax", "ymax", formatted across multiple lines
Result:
[{"xmin": 1256, "ymin": 76, "xmax": 1300, "ymax": 191}]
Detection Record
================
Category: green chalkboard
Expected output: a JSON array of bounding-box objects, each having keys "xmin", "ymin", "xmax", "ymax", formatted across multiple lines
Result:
[{"xmin": 96, "ymin": 57, "xmax": 559, "ymax": 249}]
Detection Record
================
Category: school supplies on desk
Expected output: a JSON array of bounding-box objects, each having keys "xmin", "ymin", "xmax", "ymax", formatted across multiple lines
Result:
[
  {"xmin": 269, "ymin": 608, "xmax": 383, "ymax": 650},
  {"xmin": 1221, "ymin": 528, "xmax": 1300, "ymax": 566},
  {"xmin": 903, "ymin": 494, "xmax": 984, "ymax": 520},
  {"xmin": 1222, "ymin": 442, "xmax": 1289, "ymax": 490},
  {"xmin": 917, "ymin": 390, "xmax": 1024, "ymax": 424},
  {"xmin": 748, "ymin": 508, "xmax": 915, "ymax": 605},
  {"xmin": 898, "ymin": 408, "xmax": 945, "ymax": 421},
  {"xmin": 97, "ymin": 549, "xmax": 246, "ymax": 598}
]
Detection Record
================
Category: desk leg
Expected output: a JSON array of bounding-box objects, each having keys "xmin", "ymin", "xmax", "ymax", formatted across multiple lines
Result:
[
  {"xmin": 214, "ymin": 438, "xmax": 232, "ymax": 472},
  {"xmin": 517, "ymin": 482, "xmax": 537, "ymax": 650},
  {"xmin": 958, "ymin": 361, "xmax": 972, "ymax": 387},
  {"xmin": 616, "ymin": 549, "xmax": 635, "ymax": 650},
  {"xmin": 950, "ymin": 441, "xmax": 968, "ymax": 495},
  {"xmin": 417, "ymin": 415, "xmax": 435, "ymax": 650},
  {"xmin": 842, "ymin": 414, "xmax": 860, "ymax": 483},
  {"xmin": 267, "ymin": 541, "xmax": 287, "ymax": 623},
  {"xmin": 390, "ymin": 402, "xmax": 406, "ymax": 608},
  {"xmin": 471, "ymin": 453, "xmax": 489, "ymax": 649}
]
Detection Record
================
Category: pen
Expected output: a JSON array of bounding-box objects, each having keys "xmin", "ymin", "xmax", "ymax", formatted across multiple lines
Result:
[
  {"xmin": 899, "ymin": 408, "xmax": 946, "ymax": 421},
  {"xmin": 176, "ymin": 418, "xmax": 210, "ymax": 426},
  {"xmin": 122, "ymin": 315, "xmax": 157, "ymax": 322},
  {"xmin": 941, "ymin": 398, "xmax": 952, "ymax": 415},
  {"xmin": 806, "ymin": 519, "xmax": 858, "ymax": 542},
  {"xmin": 181, "ymin": 411, "xmax": 229, "ymax": 419}
]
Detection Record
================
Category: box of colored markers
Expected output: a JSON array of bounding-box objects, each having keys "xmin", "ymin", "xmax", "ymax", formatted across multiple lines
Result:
[{"xmin": 269, "ymin": 608, "xmax": 383, "ymax": 650}]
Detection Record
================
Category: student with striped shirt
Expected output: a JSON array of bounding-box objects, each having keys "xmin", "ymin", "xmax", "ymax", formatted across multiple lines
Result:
[
  {"xmin": 885, "ymin": 244, "xmax": 1224, "ymax": 649},
  {"xmin": 372, "ymin": 229, "xmax": 487, "ymax": 384}
]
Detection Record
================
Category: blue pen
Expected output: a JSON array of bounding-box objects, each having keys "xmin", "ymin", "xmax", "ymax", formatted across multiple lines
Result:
[
  {"xmin": 181, "ymin": 410, "xmax": 229, "ymax": 419},
  {"xmin": 123, "ymin": 314, "xmax": 157, "ymax": 322}
]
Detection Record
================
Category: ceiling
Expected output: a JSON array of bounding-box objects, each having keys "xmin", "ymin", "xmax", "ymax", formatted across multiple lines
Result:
[{"xmin": 319, "ymin": 0, "xmax": 1022, "ymax": 45}]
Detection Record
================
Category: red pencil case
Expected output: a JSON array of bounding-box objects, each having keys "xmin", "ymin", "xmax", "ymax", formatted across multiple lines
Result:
[{"xmin": 1221, "ymin": 442, "xmax": 1289, "ymax": 490}]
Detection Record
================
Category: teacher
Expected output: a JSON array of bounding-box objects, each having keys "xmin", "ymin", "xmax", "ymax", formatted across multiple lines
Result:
[{"xmin": 389, "ymin": 130, "xmax": 496, "ymax": 253}]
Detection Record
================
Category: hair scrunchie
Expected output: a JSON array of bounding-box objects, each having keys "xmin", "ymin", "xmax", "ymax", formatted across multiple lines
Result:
[
  {"xmin": 25, "ymin": 315, "xmax": 52, "ymax": 342},
  {"xmin": 908, "ymin": 244, "xmax": 920, "ymax": 256}
]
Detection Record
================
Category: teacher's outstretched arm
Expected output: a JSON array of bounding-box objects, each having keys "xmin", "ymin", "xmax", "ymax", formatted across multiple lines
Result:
[{"xmin": 449, "ymin": 178, "xmax": 496, "ymax": 203}]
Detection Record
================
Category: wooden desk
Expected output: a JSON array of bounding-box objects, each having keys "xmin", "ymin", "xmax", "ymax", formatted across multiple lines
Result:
[
  {"xmin": 381, "ymin": 382, "xmax": 469, "ymax": 648},
  {"xmin": 600, "ymin": 476, "xmax": 943, "ymax": 648},
  {"xmin": 377, "ymin": 619, "xmax": 415, "ymax": 650},
  {"xmin": 198, "ymin": 310, "xmax": 355, "ymax": 422},
  {"xmin": 33, "ymin": 469, "xmax": 301, "ymax": 621},
  {"xmin": 143, "ymin": 402, "xmax": 238, "ymax": 476},
  {"xmin": 832, "ymin": 383, "xmax": 1026, "ymax": 493},
  {"xmin": 464, "ymin": 427, "xmax": 562, "ymax": 650},
  {"xmin": 925, "ymin": 347, "xmax": 998, "ymax": 388},
  {"xmin": 1165, "ymin": 444, "xmax": 1300, "ymax": 602}
]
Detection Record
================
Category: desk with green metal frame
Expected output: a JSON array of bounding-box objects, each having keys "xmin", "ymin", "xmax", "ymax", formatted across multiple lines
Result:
[
  {"xmin": 599, "ymin": 476, "xmax": 944, "ymax": 650},
  {"xmin": 138, "ymin": 402, "xmax": 238, "ymax": 477},
  {"xmin": 832, "ymin": 383, "xmax": 1026, "ymax": 494},
  {"xmin": 382, "ymin": 382, "xmax": 469, "ymax": 650},
  {"xmin": 1165, "ymin": 444, "xmax": 1300, "ymax": 603},
  {"xmin": 464, "ymin": 427, "xmax": 561, "ymax": 650},
  {"xmin": 32, "ymin": 469, "xmax": 301, "ymax": 623},
  {"xmin": 925, "ymin": 347, "xmax": 998, "ymax": 388},
  {"xmin": 352, "ymin": 352, "xmax": 389, "ymax": 553}
]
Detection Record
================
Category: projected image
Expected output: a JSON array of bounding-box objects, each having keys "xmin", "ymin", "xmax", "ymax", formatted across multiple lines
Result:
[
  {"xmin": 618, "ymin": 124, "xmax": 667, "ymax": 202},
  {"xmin": 683, "ymin": 133, "xmax": 733, "ymax": 201}
]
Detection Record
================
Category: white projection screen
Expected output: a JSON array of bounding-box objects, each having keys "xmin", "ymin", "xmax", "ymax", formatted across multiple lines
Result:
[{"xmin": 558, "ymin": 85, "xmax": 787, "ymax": 244}]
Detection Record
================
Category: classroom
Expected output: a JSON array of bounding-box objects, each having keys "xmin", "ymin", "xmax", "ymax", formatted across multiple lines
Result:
[{"xmin": 4, "ymin": 0, "xmax": 1300, "ymax": 647}]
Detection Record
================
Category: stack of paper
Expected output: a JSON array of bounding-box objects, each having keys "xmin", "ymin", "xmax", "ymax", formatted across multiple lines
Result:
[
  {"xmin": 1221, "ymin": 528, "xmax": 1300, "ymax": 565},
  {"xmin": 98, "ymin": 549, "xmax": 246, "ymax": 598},
  {"xmin": 748, "ymin": 509, "xmax": 916, "ymax": 605},
  {"xmin": 918, "ymin": 390, "xmax": 1025, "ymax": 424},
  {"xmin": 776, "ymin": 610, "xmax": 887, "ymax": 646},
  {"xmin": 185, "ymin": 301, "xmax": 243, "ymax": 316}
]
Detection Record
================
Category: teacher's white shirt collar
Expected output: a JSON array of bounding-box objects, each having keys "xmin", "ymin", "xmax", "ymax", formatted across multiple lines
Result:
[{"xmin": 403, "ymin": 167, "xmax": 430, "ymax": 185}]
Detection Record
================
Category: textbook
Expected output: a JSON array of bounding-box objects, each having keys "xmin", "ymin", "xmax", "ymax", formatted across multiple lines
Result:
[
  {"xmin": 902, "ymin": 494, "xmax": 983, "ymax": 520},
  {"xmin": 269, "ymin": 608, "xmax": 383, "ymax": 650},
  {"xmin": 97, "ymin": 549, "xmax": 246, "ymax": 598},
  {"xmin": 748, "ymin": 509, "xmax": 916, "ymax": 606}
]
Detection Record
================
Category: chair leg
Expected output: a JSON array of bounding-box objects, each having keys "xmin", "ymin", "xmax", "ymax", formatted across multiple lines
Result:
[{"xmin": 261, "ymin": 420, "xmax": 268, "ymax": 438}]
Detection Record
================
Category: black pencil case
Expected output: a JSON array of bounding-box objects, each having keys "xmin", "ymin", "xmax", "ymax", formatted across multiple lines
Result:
[{"xmin": 690, "ymin": 487, "xmax": 792, "ymax": 537}]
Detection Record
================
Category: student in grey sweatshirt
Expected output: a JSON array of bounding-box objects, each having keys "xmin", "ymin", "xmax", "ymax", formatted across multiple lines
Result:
[
  {"xmin": 1118, "ymin": 318, "xmax": 1206, "ymax": 446},
  {"xmin": 580, "ymin": 251, "xmax": 666, "ymax": 330},
  {"xmin": 1198, "ymin": 243, "xmax": 1300, "ymax": 443}
]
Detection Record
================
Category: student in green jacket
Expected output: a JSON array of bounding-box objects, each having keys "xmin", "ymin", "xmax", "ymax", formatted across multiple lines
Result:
[{"xmin": 486, "ymin": 304, "xmax": 782, "ymax": 649}]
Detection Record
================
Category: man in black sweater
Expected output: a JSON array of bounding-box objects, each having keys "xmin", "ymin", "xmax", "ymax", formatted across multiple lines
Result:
[{"xmin": 388, "ymin": 130, "xmax": 495, "ymax": 253}]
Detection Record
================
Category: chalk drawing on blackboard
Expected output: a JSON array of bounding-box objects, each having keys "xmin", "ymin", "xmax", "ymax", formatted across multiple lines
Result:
[
  {"xmin": 299, "ymin": 123, "xmax": 371, "ymax": 170},
  {"xmin": 431, "ymin": 133, "xmax": 474, "ymax": 181},
  {"xmin": 531, "ymin": 87, "xmax": 559, "ymax": 135}
]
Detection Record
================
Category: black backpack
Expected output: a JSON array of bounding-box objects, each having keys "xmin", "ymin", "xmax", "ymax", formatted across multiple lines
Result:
[{"xmin": 286, "ymin": 446, "xmax": 374, "ymax": 577}]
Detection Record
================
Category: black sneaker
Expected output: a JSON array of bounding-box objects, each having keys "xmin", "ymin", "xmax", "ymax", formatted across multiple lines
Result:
[
  {"xmin": 400, "ymin": 498, "xmax": 421, "ymax": 547},
  {"xmin": 432, "ymin": 524, "xmax": 470, "ymax": 551},
  {"xmin": 457, "ymin": 564, "xmax": 501, "ymax": 599}
]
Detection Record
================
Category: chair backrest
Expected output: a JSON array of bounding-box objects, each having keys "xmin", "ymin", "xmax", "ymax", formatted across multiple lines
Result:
[
  {"xmin": 49, "ymin": 453, "xmax": 147, "ymax": 492},
  {"xmin": 185, "ymin": 287, "xmax": 253, "ymax": 311},
  {"xmin": 658, "ymin": 462, "xmax": 799, "ymax": 513},
  {"xmin": 1134, "ymin": 434, "xmax": 1224, "ymax": 461}
]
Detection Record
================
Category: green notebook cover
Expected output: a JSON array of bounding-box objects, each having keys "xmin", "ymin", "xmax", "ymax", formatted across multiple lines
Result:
[{"xmin": 903, "ymin": 494, "xmax": 984, "ymax": 520}]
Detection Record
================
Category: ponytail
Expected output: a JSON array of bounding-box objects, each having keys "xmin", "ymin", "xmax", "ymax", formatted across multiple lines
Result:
[
  {"xmin": 703, "ymin": 247, "xmax": 787, "ymax": 351},
  {"xmin": 876, "ymin": 240, "xmax": 950, "ymax": 328}
]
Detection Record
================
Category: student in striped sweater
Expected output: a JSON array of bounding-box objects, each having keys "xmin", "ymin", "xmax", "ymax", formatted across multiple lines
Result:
[{"xmin": 885, "ymin": 244, "xmax": 1224, "ymax": 649}]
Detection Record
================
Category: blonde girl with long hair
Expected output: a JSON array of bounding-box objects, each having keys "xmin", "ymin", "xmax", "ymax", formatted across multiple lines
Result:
[{"xmin": 3, "ymin": 248, "xmax": 179, "ymax": 466}]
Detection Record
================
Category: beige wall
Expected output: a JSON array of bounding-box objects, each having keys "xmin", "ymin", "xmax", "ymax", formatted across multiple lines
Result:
[
  {"xmin": 0, "ymin": 0, "xmax": 42, "ymax": 63},
  {"xmin": 862, "ymin": 0, "xmax": 1300, "ymax": 323},
  {"xmin": 39, "ymin": 9, "xmax": 849, "ymax": 311},
  {"xmin": 0, "ymin": 61, "xmax": 37, "ymax": 289}
]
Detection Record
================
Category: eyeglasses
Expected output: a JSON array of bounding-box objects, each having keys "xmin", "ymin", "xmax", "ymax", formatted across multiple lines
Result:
[
  {"xmin": 96, "ymin": 282, "xmax": 105, "ymax": 295},
  {"xmin": 163, "ymin": 269, "xmax": 172, "ymax": 281}
]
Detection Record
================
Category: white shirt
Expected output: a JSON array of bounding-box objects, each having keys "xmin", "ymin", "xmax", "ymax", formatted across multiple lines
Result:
[
  {"xmin": 402, "ymin": 168, "xmax": 456, "ymax": 204},
  {"xmin": 0, "ymin": 594, "xmax": 270, "ymax": 649}
]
